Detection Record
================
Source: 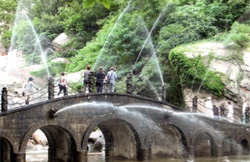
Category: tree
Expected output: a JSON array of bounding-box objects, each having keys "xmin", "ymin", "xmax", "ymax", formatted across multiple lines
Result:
[
  {"xmin": 83, "ymin": 0, "xmax": 111, "ymax": 9},
  {"xmin": 0, "ymin": 0, "xmax": 17, "ymax": 34}
]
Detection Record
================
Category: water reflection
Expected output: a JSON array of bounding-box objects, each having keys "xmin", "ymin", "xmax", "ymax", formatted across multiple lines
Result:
[{"xmin": 26, "ymin": 151, "xmax": 250, "ymax": 162}]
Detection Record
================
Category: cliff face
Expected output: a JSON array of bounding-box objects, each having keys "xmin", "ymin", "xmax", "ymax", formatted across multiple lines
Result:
[{"xmin": 171, "ymin": 41, "xmax": 250, "ymax": 121}]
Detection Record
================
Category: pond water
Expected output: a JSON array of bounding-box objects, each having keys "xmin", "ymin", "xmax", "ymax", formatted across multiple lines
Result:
[{"xmin": 26, "ymin": 151, "xmax": 250, "ymax": 162}]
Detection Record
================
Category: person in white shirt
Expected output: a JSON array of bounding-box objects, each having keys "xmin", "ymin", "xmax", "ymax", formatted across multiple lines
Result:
[
  {"xmin": 227, "ymin": 101, "xmax": 234, "ymax": 121},
  {"xmin": 24, "ymin": 77, "xmax": 38, "ymax": 104},
  {"xmin": 242, "ymin": 100, "xmax": 249, "ymax": 124},
  {"xmin": 205, "ymin": 97, "xmax": 214, "ymax": 118},
  {"xmin": 57, "ymin": 72, "xmax": 68, "ymax": 96},
  {"xmin": 107, "ymin": 67, "xmax": 117, "ymax": 92}
]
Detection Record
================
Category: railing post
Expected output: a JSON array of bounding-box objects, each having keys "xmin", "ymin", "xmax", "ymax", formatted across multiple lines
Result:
[
  {"xmin": 192, "ymin": 95, "xmax": 198, "ymax": 112},
  {"xmin": 48, "ymin": 76, "xmax": 55, "ymax": 100},
  {"xmin": 88, "ymin": 71, "xmax": 94, "ymax": 93},
  {"xmin": 126, "ymin": 73, "xmax": 133, "ymax": 94},
  {"xmin": 1, "ymin": 87, "xmax": 8, "ymax": 112},
  {"xmin": 161, "ymin": 83, "xmax": 166, "ymax": 101}
]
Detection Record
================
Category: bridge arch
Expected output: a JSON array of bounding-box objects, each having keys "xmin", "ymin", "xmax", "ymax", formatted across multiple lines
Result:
[
  {"xmin": 222, "ymin": 136, "xmax": 240, "ymax": 156},
  {"xmin": 0, "ymin": 137, "xmax": 14, "ymax": 162},
  {"xmin": 20, "ymin": 122, "xmax": 78, "ymax": 162},
  {"xmin": 154, "ymin": 123, "xmax": 188, "ymax": 158},
  {"xmin": 236, "ymin": 134, "xmax": 250, "ymax": 155},
  {"xmin": 0, "ymin": 131, "xmax": 16, "ymax": 153},
  {"xmin": 82, "ymin": 114, "xmax": 149, "ymax": 160},
  {"xmin": 192, "ymin": 130, "xmax": 218, "ymax": 157}
]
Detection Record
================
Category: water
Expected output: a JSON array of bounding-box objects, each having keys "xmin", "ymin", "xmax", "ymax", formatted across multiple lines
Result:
[
  {"xmin": 7, "ymin": 0, "xmax": 51, "ymax": 79},
  {"xmin": 26, "ymin": 102, "xmax": 250, "ymax": 162},
  {"xmin": 131, "ymin": 3, "xmax": 174, "ymax": 84},
  {"xmin": 93, "ymin": 0, "xmax": 132, "ymax": 70},
  {"xmin": 23, "ymin": 12, "xmax": 51, "ymax": 77},
  {"xmin": 147, "ymin": 79, "xmax": 161, "ymax": 100},
  {"xmin": 196, "ymin": 59, "xmax": 213, "ymax": 95},
  {"xmin": 55, "ymin": 102, "xmax": 172, "ymax": 148},
  {"xmin": 26, "ymin": 151, "xmax": 250, "ymax": 162}
]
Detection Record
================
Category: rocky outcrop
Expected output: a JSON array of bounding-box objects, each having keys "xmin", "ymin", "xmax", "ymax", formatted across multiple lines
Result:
[
  {"xmin": 181, "ymin": 41, "xmax": 250, "ymax": 121},
  {"xmin": 52, "ymin": 33, "xmax": 71, "ymax": 52}
]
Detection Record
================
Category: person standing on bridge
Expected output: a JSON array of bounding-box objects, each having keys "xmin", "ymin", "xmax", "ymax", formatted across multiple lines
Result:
[
  {"xmin": 226, "ymin": 101, "xmax": 234, "ymax": 122},
  {"xmin": 107, "ymin": 67, "xmax": 117, "ymax": 92},
  {"xmin": 57, "ymin": 72, "xmax": 68, "ymax": 96},
  {"xmin": 83, "ymin": 65, "xmax": 91, "ymax": 94},
  {"xmin": 213, "ymin": 105, "xmax": 219, "ymax": 119},
  {"xmin": 24, "ymin": 77, "xmax": 39, "ymax": 104},
  {"xmin": 205, "ymin": 97, "xmax": 213, "ymax": 118},
  {"xmin": 94, "ymin": 66, "xmax": 105, "ymax": 93},
  {"xmin": 242, "ymin": 100, "xmax": 249, "ymax": 124}
]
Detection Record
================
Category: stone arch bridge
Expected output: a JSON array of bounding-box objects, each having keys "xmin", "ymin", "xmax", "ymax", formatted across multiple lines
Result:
[{"xmin": 0, "ymin": 93, "xmax": 250, "ymax": 162}]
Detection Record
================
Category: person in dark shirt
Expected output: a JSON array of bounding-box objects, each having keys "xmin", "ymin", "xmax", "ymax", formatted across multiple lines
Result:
[
  {"xmin": 94, "ymin": 66, "xmax": 105, "ymax": 93},
  {"xmin": 213, "ymin": 105, "xmax": 219, "ymax": 119}
]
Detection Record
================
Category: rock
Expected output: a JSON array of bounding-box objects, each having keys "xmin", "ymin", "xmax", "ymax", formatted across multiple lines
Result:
[
  {"xmin": 51, "ymin": 57, "xmax": 71, "ymax": 64},
  {"xmin": 26, "ymin": 139, "xmax": 36, "ymax": 150},
  {"xmin": 240, "ymin": 78, "xmax": 250, "ymax": 90},
  {"xmin": 52, "ymin": 33, "xmax": 71, "ymax": 52},
  {"xmin": 32, "ymin": 129, "xmax": 47, "ymax": 147},
  {"xmin": 243, "ymin": 51, "xmax": 250, "ymax": 67},
  {"xmin": 210, "ymin": 60, "xmax": 231, "ymax": 75},
  {"xmin": 58, "ymin": 71, "xmax": 84, "ymax": 83},
  {"xmin": 184, "ymin": 42, "xmax": 232, "ymax": 59}
]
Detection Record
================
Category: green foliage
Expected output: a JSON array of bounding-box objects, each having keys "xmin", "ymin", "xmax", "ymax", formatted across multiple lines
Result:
[
  {"xmin": 32, "ymin": 15, "xmax": 64, "ymax": 40},
  {"xmin": 30, "ymin": 62, "xmax": 67, "ymax": 78},
  {"xmin": 69, "ymin": 82, "xmax": 83, "ymax": 93},
  {"xmin": 224, "ymin": 22, "xmax": 250, "ymax": 48},
  {"xmin": 66, "ymin": 12, "xmax": 148, "ymax": 72},
  {"xmin": 0, "ymin": 0, "xmax": 17, "ymax": 34},
  {"xmin": 169, "ymin": 47, "xmax": 225, "ymax": 97},
  {"xmin": 83, "ymin": 0, "xmax": 111, "ymax": 9},
  {"xmin": 1, "ymin": 30, "xmax": 12, "ymax": 48}
]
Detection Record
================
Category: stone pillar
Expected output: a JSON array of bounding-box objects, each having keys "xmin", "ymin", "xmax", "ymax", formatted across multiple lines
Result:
[
  {"xmin": 126, "ymin": 73, "xmax": 133, "ymax": 94},
  {"xmin": 1, "ymin": 87, "xmax": 8, "ymax": 112},
  {"xmin": 13, "ymin": 153, "xmax": 25, "ymax": 162},
  {"xmin": 138, "ymin": 148, "xmax": 151, "ymax": 161},
  {"xmin": 161, "ymin": 83, "xmax": 166, "ymax": 101},
  {"xmin": 48, "ymin": 77, "xmax": 55, "ymax": 100},
  {"xmin": 76, "ymin": 150, "xmax": 87, "ymax": 162},
  {"xmin": 192, "ymin": 95, "xmax": 198, "ymax": 112},
  {"xmin": 215, "ymin": 144, "xmax": 223, "ymax": 157},
  {"xmin": 88, "ymin": 71, "xmax": 95, "ymax": 93},
  {"xmin": 187, "ymin": 146, "xmax": 195, "ymax": 159}
]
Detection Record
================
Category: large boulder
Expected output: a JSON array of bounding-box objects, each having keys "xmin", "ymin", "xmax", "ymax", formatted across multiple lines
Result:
[
  {"xmin": 32, "ymin": 129, "xmax": 47, "ymax": 147},
  {"xmin": 52, "ymin": 33, "xmax": 71, "ymax": 52},
  {"xmin": 51, "ymin": 57, "xmax": 71, "ymax": 64}
]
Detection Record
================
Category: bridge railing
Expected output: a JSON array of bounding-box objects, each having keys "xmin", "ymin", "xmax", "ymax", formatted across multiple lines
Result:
[{"xmin": 1, "ymin": 73, "xmax": 167, "ymax": 112}]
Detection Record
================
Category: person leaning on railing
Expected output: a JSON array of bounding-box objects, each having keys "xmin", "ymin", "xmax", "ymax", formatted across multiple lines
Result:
[{"xmin": 23, "ymin": 77, "xmax": 39, "ymax": 104}]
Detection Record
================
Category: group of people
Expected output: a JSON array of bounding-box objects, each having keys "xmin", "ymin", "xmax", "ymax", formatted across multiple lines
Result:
[
  {"xmin": 82, "ymin": 65, "xmax": 117, "ymax": 93},
  {"xmin": 204, "ymin": 96, "xmax": 250, "ymax": 124},
  {"xmin": 205, "ymin": 97, "xmax": 234, "ymax": 120}
]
